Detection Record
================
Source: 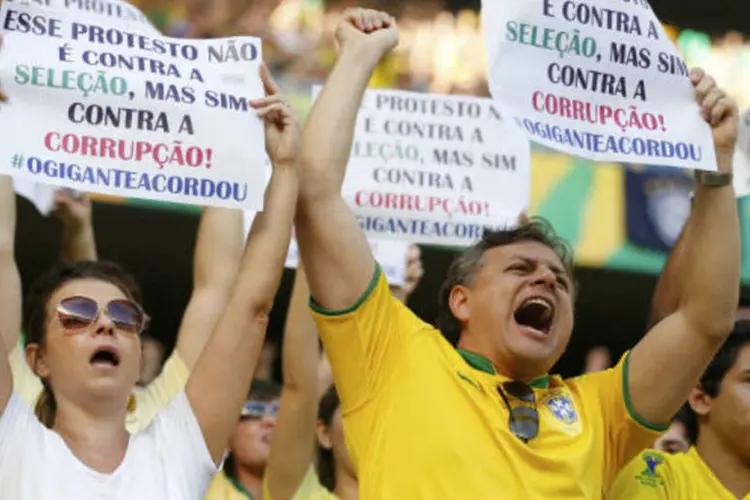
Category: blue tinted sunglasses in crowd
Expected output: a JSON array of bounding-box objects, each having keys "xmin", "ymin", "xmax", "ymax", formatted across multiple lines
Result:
[{"xmin": 241, "ymin": 400, "xmax": 280, "ymax": 419}]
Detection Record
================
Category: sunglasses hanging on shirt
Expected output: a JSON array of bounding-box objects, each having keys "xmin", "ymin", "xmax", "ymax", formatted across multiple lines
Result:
[{"xmin": 497, "ymin": 381, "xmax": 539, "ymax": 443}]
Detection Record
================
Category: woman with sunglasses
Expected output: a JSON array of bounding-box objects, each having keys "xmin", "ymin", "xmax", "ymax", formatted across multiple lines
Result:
[{"xmin": 0, "ymin": 64, "xmax": 300, "ymax": 500}]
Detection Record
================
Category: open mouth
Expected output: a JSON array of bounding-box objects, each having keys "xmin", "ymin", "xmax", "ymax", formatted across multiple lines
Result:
[
  {"xmin": 514, "ymin": 297, "xmax": 555, "ymax": 335},
  {"xmin": 90, "ymin": 346, "xmax": 121, "ymax": 367}
]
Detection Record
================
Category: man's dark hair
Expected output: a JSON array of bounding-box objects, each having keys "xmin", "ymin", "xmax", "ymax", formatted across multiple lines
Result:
[
  {"xmin": 436, "ymin": 217, "xmax": 574, "ymax": 345},
  {"xmin": 23, "ymin": 260, "xmax": 142, "ymax": 428},
  {"xmin": 683, "ymin": 320, "xmax": 750, "ymax": 445}
]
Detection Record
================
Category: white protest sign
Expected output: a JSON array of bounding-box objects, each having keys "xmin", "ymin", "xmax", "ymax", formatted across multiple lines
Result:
[
  {"xmin": 243, "ymin": 211, "xmax": 410, "ymax": 287},
  {"xmin": 482, "ymin": 0, "xmax": 717, "ymax": 171},
  {"xmin": 733, "ymin": 109, "xmax": 750, "ymax": 198},
  {"xmin": 8, "ymin": 0, "xmax": 153, "ymax": 213},
  {"xmin": 17, "ymin": 0, "xmax": 158, "ymax": 34},
  {"xmin": 313, "ymin": 87, "xmax": 530, "ymax": 247},
  {"xmin": 0, "ymin": 1, "xmax": 268, "ymax": 211}
]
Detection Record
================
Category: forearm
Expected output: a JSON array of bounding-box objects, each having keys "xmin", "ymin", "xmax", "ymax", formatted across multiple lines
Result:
[
  {"xmin": 265, "ymin": 266, "xmax": 320, "ymax": 499},
  {"xmin": 60, "ymin": 223, "xmax": 97, "ymax": 262},
  {"xmin": 299, "ymin": 45, "xmax": 381, "ymax": 197},
  {"xmin": 680, "ymin": 161, "xmax": 740, "ymax": 337},
  {"xmin": 647, "ymin": 214, "xmax": 693, "ymax": 329},
  {"xmin": 282, "ymin": 265, "xmax": 319, "ymax": 392},
  {"xmin": 241, "ymin": 168, "xmax": 299, "ymax": 312},
  {"xmin": 193, "ymin": 208, "xmax": 243, "ymax": 290},
  {"xmin": 174, "ymin": 207, "xmax": 244, "ymax": 369},
  {"xmin": 295, "ymin": 46, "xmax": 383, "ymax": 310}
]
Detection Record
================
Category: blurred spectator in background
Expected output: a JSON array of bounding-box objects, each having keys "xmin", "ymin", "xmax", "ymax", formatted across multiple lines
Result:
[
  {"xmin": 138, "ymin": 335, "xmax": 166, "ymax": 386},
  {"xmin": 652, "ymin": 408, "xmax": 690, "ymax": 455},
  {"xmin": 206, "ymin": 380, "xmax": 282, "ymax": 499},
  {"xmin": 583, "ymin": 346, "xmax": 612, "ymax": 374}
]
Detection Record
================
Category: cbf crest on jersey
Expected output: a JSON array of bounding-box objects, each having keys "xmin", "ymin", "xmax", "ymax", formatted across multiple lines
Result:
[{"xmin": 541, "ymin": 392, "xmax": 581, "ymax": 435}]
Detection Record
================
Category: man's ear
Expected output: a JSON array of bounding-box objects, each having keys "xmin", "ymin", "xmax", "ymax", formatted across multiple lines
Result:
[
  {"xmin": 688, "ymin": 386, "xmax": 712, "ymax": 417},
  {"xmin": 449, "ymin": 285, "xmax": 471, "ymax": 326}
]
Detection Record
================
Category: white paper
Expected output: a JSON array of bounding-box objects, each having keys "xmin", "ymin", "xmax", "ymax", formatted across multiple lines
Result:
[
  {"xmin": 311, "ymin": 87, "xmax": 530, "ymax": 247},
  {"xmin": 243, "ymin": 211, "xmax": 410, "ymax": 287},
  {"xmin": 15, "ymin": 0, "xmax": 158, "ymax": 34},
  {"xmin": 733, "ymin": 109, "xmax": 750, "ymax": 198},
  {"xmin": 0, "ymin": 1, "xmax": 268, "ymax": 211},
  {"xmin": 482, "ymin": 0, "xmax": 716, "ymax": 171}
]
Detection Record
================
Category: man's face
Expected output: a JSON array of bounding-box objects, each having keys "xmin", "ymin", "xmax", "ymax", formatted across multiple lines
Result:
[
  {"xmin": 453, "ymin": 241, "xmax": 574, "ymax": 379},
  {"xmin": 653, "ymin": 421, "xmax": 690, "ymax": 454},
  {"xmin": 701, "ymin": 344, "xmax": 750, "ymax": 460}
]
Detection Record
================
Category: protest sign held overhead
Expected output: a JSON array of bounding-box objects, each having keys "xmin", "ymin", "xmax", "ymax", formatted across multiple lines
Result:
[
  {"xmin": 315, "ymin": 87, "xmax": 530, "ymax": 247},
  {"xmin": 0, "ymin": 1, "xmax": 268, "ymax": 211},
  {"xmin": 481, "ymin": 0, "xmax": 717, "ymax": 171}
]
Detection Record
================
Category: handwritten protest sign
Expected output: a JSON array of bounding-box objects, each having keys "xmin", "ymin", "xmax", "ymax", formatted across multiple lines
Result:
[
  {"xmin": 315, "ymin": 87, "xmax": 530, "ymax": 247},
  {"xmin": 0, "ymin": 1, "xmax": 268, "ymax": 211},
  {"xmin": 482, "ymin": 0, "xmax": 717, "ymax": 171},
  {"xmin": 243, "ymin": 212, "xmax": 410, "ymax": 286},
  {"xmin": 733, "ymin": 109, "xmax": 750, "ymax": 198}
]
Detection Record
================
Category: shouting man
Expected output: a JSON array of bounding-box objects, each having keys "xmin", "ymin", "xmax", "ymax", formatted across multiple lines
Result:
[{"xmin": 294, "ymin": 8, "xmax": 740, "ymax": 498}]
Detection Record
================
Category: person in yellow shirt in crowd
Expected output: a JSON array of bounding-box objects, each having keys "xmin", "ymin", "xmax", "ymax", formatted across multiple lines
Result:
[
  {"xmin": 607, "ymin": 323, "xmax": 750, "ymax": 499},
  {"xmin": 292, "ymin": 6, "xmax": 741, "ymax": 498},
  {"xmin": 2, "ymin": 182, "xmax": 244, "ymax": 434}
]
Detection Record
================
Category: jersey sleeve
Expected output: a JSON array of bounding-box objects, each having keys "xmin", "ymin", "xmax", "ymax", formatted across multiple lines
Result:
[
  {"xmin": 606, "ymin": 450, "xmax": 672, "ymax": 500},
  {"xmin": 127, "ymin": 352, "xmax": 190, "ymax": 434},
  {"xmin": 310, "ymin": 263, "xmax": 427, "ymax": 412},
  {"xmin": 146, "ymin": 391, "xmax": 217, "ymax": 497},
  {"xmin": 574, "ymin": 352, "xmax": 669, "ymax": 490},
  {"xmin": 8, "ymin": 340, "xmax": 42, "ymax": 408}
]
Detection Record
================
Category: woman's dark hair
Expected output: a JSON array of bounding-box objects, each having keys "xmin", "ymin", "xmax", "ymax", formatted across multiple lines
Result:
[
  {"xmin": 23, "ymin": 260, "xmax": 142, "ymax": 428},
  {"xmin": 683, "ymin": 320, "xmax": 750, "ymax": 445},
  {"xmin": 316, "ymin": 384, "xmax": 341, "ymax": 492},
  {"xmin": 436, "ymin": 217, "xmax": 574, "ymax": 345}
]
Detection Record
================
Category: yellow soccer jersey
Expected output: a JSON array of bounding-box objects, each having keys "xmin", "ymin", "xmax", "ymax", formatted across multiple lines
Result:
[
  {"xmin": 262, "ymin": 467, "xmax": 338, "ymax": 500},
  {"xmin": 311, "ymin": 264, "xmax": 666, "ymax": 500},
  {"xmin": 10, "ymin": 339, "xmax": 189, "ymax": 434},
  {"xmin": 607, "ymin": 447, "xmax": 750, "ymax": 499}
]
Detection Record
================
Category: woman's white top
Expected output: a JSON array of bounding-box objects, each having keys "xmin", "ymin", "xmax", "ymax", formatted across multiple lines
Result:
[{"xmin": 0, "ymin": 391, "xmax": 217, "ymax": 499}]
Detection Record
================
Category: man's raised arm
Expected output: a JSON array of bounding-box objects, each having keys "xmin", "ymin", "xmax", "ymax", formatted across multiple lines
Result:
[
  {"xmin": 295, "ymin": 8, "xmax": 398, "ymax": 310},
  {"xmin": 628, "ymin": 69, "xmax": 741, "ymax": 426}
]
